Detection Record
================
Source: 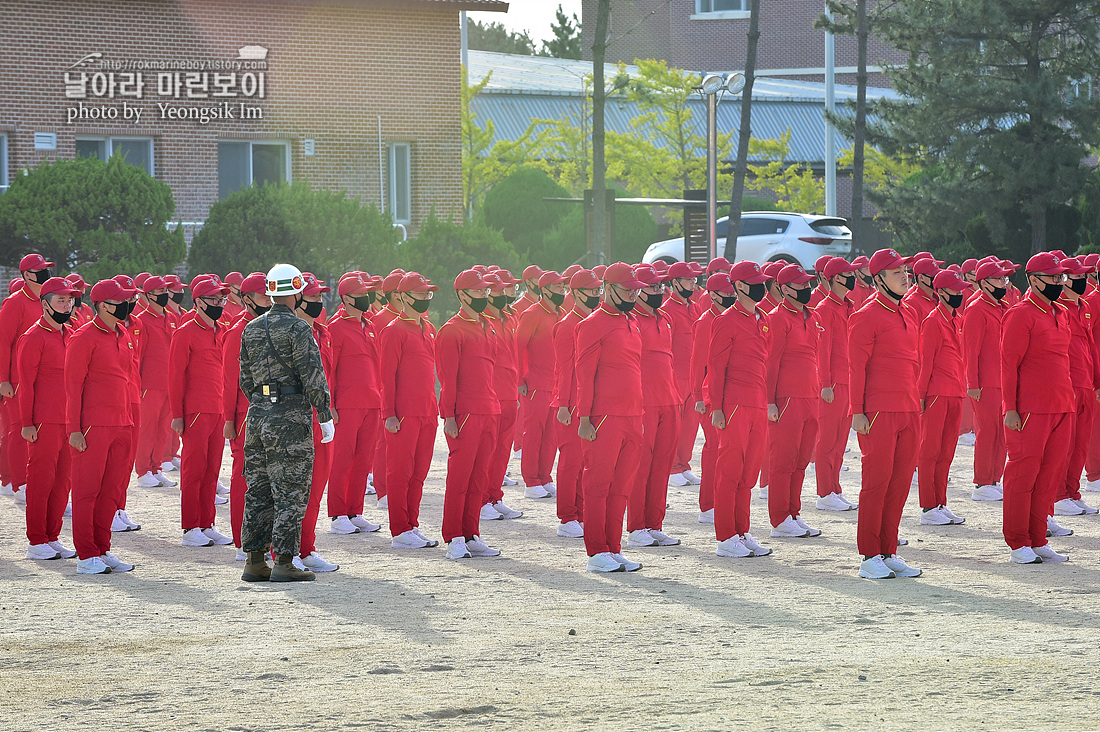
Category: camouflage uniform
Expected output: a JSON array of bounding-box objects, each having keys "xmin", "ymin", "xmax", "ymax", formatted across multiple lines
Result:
[{"xmin": 239, "ymin": 303, "xmax": 332, "ymax": 556}]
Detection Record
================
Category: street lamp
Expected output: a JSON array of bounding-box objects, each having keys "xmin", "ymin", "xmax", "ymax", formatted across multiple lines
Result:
[{"xmin": 697, "ymin": 72, "xmax": 745, "ymax": 261}]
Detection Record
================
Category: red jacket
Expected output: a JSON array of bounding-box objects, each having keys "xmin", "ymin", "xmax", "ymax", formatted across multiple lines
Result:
[
  {"xmin": 918, "ymin": 303, "xmax": 965, "ymax": 399},
  {"xmin": 132, "ymin": 303, "xmax": 177, "ymax": 393},
  {"xmin": 1060, "ymin": 295, "xmax": 1100, "ymax": 390},
  {"xmin": 636, "ymin": 305, "xmax": 680, "ymax": 408},
  {"xmin": 64, "ymin": 316, "xmax": 134, "ymax": 431},
  {"xmin": 902, "ymin": 286, "xmax": 938, "ymax": 328},
  {"xmin": 765, "ymin": 299, "xmax": 820, "ymax": 402},
  {"xmin": 221, "ymin": 313, "xmax": 254, "ymax": 426},
  {"xmin": 850, "ymin": 281, "xmax": 874, "ymax": 310},
  {"xmin": 962, "ymin": 291, "xmax": 1008, "ymax": 391},
  {"xmin": 435, "ymin": 310, "xmax": 500, "ymax": 418},
  {"xmin": 1001, "ymin": 290, "xmax": 1074, "ymax": 414},
  {"xmin": 168, "ymin": 315, "xmax": 224, "ymax": 419},
  {"xmin": 808, "ymin": 283, "xmax": 829, "ymax": 308},
  {"xmin": 552, "ymin": 308, "xmax": 587, "ymax": 410},
  {"xmin": 661, "ymin": 291, "xmax": 696, "ymax": 398},
  {"xmin": 512, "ymin": 291, "xmax": 539, "ymax": 315},
  {"xmin": 327, "ymin": 307, "xmax": 381, "ymax": 410},
  {"xmin": 0, "ymin": 285, "xmax": 43, "ymax": 384},
  {"xmin": 515, "ymin": 299, "xmax": 562, "ymax": 393},
  {"xmin": 16, "ymin": 318, "xmax": 69, "ymax": 427},
  {"xmin": 813, "ymin": 290, "xmax": 852, "ymax": 388},
  {"xmin": 574, "ymin": 303, "xmax": 643, "ymax": 419},
  {"xmin": 485, "ymin": 307, "xmax": 519, "ymax": 404},
  {"xmin": 690, "ymin": 303, "xmax": 722, "ymax": 404},
  {"xmin": 848, "ymin": 292, "xmax": 920, "ymax": 414},
  {"xmin": 707, "ymin": 299, "xmax": 771, "ymax": 411},
  {"xmin": 378, "ymin": 312, "xmax": 437, "ymax": 419}
]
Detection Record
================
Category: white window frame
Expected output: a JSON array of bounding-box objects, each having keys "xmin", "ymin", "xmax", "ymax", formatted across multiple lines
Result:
[
  {"xmin": 217, "ymin": 139, "xmax": 292, "ymax": 200},
  {"xmin": 692, "ymin": 0, "xmax": 749, "ymax": 19},
  {"xmin": 387, "ymin": 142, "xmax": 412, "ymax": 225},
  {"xmin": 75, "ymin": 136, "xmax": 155, "ymax": 176},
  {"xmin": 0, "ymin": 134, "xmax": 8, "ymax": 193}
]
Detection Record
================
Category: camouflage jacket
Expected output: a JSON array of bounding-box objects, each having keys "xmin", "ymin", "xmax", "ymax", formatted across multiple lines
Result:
[{"xmin": 239, "ymin": 304, "xmax": 332, "ymax": 422}]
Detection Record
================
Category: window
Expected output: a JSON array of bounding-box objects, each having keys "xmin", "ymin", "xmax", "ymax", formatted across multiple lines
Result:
[
  {"xmin": 218, "ymin": 140, "xmax": 290, "ymax": 199},
  {"xmin": 0, "ymin": 134, "xmax": 7, "ymax": 193},
  {"xmin": 740, "ymin": 217, "xmax": 789, "ymax": 236},
  {"xmin": 75, "ymin": 136, "xmax": 154, "ymax": 175},
  {"xmin": 696, "ymin": 0, "xmax": 748, "ymax": 13},
  {"xmin": 387, "ymin": 143, "xmax": 412, "ymax": 225}
]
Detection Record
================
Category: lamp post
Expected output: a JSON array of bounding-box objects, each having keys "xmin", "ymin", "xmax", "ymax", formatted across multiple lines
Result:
[{"xmin": 697, "ymin": 72, "xmax": 746, "ymax": 262}]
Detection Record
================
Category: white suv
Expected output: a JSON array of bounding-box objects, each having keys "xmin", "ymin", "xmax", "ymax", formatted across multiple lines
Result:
[{"xmin": 642, "ymin": 211, "xmax": 853, "ymax": 272}]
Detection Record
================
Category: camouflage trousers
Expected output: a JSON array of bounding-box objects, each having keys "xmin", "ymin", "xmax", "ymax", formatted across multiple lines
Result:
[{"xmin": 241, "ymin": 406, "xmax": 314, "ymax": 556}]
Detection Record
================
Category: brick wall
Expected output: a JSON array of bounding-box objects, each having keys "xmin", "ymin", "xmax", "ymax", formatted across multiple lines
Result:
[{"xmin": 0, "ymin": 0, "xmax": 467, "ymax": 238}]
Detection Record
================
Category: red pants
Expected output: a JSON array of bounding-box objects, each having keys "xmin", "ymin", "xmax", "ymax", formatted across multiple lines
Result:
[
  {"xmin": 442, "ymin": 413, "xmax": 497, "ymax": 542},
  {"xmin": 71, "ymin": 425, "xmax": 132, "ymax": 560},
  {"xmin": 1003, "ymin": 411, "xmax": 1073, "ymax": 549},
  {"xmin": 485, "ymin": 399, "xmax": 517, "ymax": 505},
  {"xmin": 671, "ymin": 391, "xmax": 699, "ymax": 474},
  {"xmin": 918, "ymin": 396, "xmax": 963, "ymax": 508},
  {"xmin": 135, "ymin": 389, "xmax": 170, "ymax": 476},
  {"xmin": 856, "ymin": 411, "xmax": 918, "ymax": 557},
  {"xmin": 699, "ymin": 409, "xmax": 718, "ymax": 512},
  {"xmin": 119, "ymin": 402, "xmax": 139, "ymax": 510},
  {"xmin": 385, "ymin": 415, "xmax": 437, "ymax": 537},
  {"xmin": 180, "ymin": 412, "xmax": 223, "ymax": 530},
  {"xmin": 300, "ymin": 421, "xmax": 332, "ymax": 557},
  {"xmin": 555, "ymin": 416, "xmax": 585, "ymax": 524},
  {"xmin": 162, "ymin": 431, "xmax": 181, "ymax": 464},
  {"xmin": 959, "ymin": 396, "xmax": 974, "ymax": 434},
  {"xmin": 24, "ymin": 423, "xmax": 71, "ymax": 545},
  {"xmin": 1059, "ymin": 387, "xmax": 1096, "ymax": 502},
  {"xmin": 229, "ymin": 420, "xmax": 247, "ymax": 547},
  {"xmin": 327, "ymin": 407, "xmax": 378, "ymax": 518},
  {"xmin": 815, "ymin": 384, "xmax": 849, "ymax": 496},
  {"xmin": 372, "ymin": 419, "xmax": 388, "ymax": 500},
  {"xmin": 972, "ymin": 387, "xmax": 1006, "ymax": 486},
  {"xmin": 580, "ymin": 415, "xmax": 643, "ymax": 556},
  {"xmin": 0, "ymin": 399, "xmax": 10, "ymax": 484},
  {"xmin": 513, "ymin": 393, "xmax": 525, "ymax": 451},
  {"xmin": 4, "ymin": 397, "xmax": 28, "ymax": 489},
  {"xmin": 1086, "ymin": 400, "xmax": 1100, "ymax": 482},
  {"xmin": 520, "ymin": 390, "xmax": 556, "ymax": 486},
  {"xmin": 628, "ymin": 404, "xmax": 678, "ymax": 531},
  {"xmin": 768, "ymin": 397, "xmax": 818, "ymax": 527},
  {"xmin": 714, "ymin": 406, "xmax": 766, "ymax": 540}
]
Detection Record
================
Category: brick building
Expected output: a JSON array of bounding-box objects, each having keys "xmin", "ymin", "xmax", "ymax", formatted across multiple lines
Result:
[
  {"xmin": 0, "ymin": 0, "xmax": 507, "ymax": 240},
  {"xmin": 581, "ymin": 0, "xmax": 904, "ymax": 88}
]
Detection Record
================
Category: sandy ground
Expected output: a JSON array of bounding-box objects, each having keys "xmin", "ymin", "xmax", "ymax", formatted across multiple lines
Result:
[{"xmin": 2, "ymin": 429, "xmax": 1100, "ymax": 732}]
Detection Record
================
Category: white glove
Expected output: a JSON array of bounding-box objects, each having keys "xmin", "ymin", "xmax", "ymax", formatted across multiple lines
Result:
[{"xmin": 319, "ymin": 419, "xmax": 335, "ymax": 444}]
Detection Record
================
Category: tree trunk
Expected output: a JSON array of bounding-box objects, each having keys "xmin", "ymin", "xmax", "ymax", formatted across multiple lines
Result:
[
  {"xmin": 590, "ymin": 0, "xmax": 611, "ymax": 265},
  {"xmin": 1031, "ymin": 206, "xmax": 1046, "ymax": 255},
  {"xmin": 727, "ymin": 0, "xmax": 760, "ymax": 256},
  {"xmin": 850, "ymin": 0, "xmax": 867, "ymax": 254}
]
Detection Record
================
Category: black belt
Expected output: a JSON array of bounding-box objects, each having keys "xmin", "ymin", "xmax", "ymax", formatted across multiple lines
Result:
[{"xmin": 255, "ymin": 385, "xmax": 303, "ymax": 397}]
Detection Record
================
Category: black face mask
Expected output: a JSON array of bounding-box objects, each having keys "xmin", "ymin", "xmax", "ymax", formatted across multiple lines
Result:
[
  {"xmin": 103, "ymin": 301, "xmax": 129, "ymax": 320},
  {"xmin": 490, "ymin": 294, "xmax": 508, "ymax": 310},
  {"xmin": 674, "ymin": 284, "xmax": 694, "ymax": 300},
  {"xmin": 152, "ymin": 293, "xmax": 170, "ymax": 307},
  {"xmin": 45, "ymin": 303, "xmax": 72, "ymax": 325},
  {"xmin": 121, "ymin": 301, "xmax": 136, "ymax": 319},
  {"xmin": 858, "ymin": 273, "xmax": 874, "ymax": 287},
  {"xmin": 73, "ymin": 296, "xmax": 83, "ymax": 309},
  {"xmin": 840, "ymin": 274, "xmax": 856, "ymax": 291},
  {"xmin": 1037, "ymin": 282, "xmax": 1064, "ymax": 302},
  {"xmin": 988, "ymin": 285, "xmax": 1007, "ymax": 301},
  {"xmin": 875, "ymin": 274, "xmax": 905, "ymax": 302},
  {"xmin": 641, "ymin": 291, "xmax": 664, "ymax": 310},
  {"xmin": 546, "ymin": 291, "xmax": 565, "ymax": 307},
  {"xmin": 26, "ymin": 269, "xmax": 51, "ymax": 284},
  {"xmin": 203, "ymin": 303, "xmax": 225, "ymax": 321},
  {"xmin": 1070, "ymin": 277, "xmax": 1088, "ymax": 295},
  {"xmin": 351, "ymin": 295, "xmax": 372, "ymax": 312},
  {"xmin": 579, "ymin": 293, "xmax": 601, "ymax": 310},
  {"xmin": 745, "ymin": 283, "xmax": 767, "ymax": 303},
  {"xmin": 790, "ymin": 287, "xmax": 812, "ymax": 305},
  {"xmin": 466, "ymin": 296, "xmax": 488, "ymax": 314},
  {"xmin": 252, "ymin": 304, "xmax": 271, "ymax": 316},
  {"xmin": 945, "ymin": 293, "xmax": 964, "ymax": 310},
  {"xmin": 300, "ymin": 300, "xmax": 324, "ymax": 319},
  {"xmin": 170, "ymin": 291, "xmax": 185, "ymax": 304},
  {"xmin": 717, "ymin": 294, "xmax": 737, "ymax": 309},
  {"xmin": 407, "ymin": 297, "xmax": 431, "ymax": 314}
]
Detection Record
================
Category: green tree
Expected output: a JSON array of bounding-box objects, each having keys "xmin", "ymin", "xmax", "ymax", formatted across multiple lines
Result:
[
  {"xmin": 0, "ymin": 154, "xmax": 185, "ymax": 281},
  {"xmin": 462, "ymin": 69, "xmax": 533, "ymax": 218},
  {"xmin": 542, "ymin": 193, "xmax": 660, "ymax": 268},
  {"xmin": 745, "ymin": 130, "xmax": 825, "ymax": 213},
  {"xmin": 539, "ymin": 5, "xmax": 582, "ymax": 60},
  {"xmin": 479, "ymin": 166, "xmax": 570, "ymax": 267},
  {"xmin": 466, "ymin": 18, "xmax": 536, "ymax": 55}
]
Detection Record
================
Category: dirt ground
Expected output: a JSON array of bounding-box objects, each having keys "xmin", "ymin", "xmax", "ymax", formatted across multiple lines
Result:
[{"xmin": 1, "ymin": 430, "xmax": 1099, "ymax": 732}]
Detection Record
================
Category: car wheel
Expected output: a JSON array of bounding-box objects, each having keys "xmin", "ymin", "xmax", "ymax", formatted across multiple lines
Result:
[
  {"xmin": 769, "ymin": 255, "xmax": 798, "ymax": 266},
  {"xmin": 657, "ymin": 256, "xmax": 680, "ymax": 265}
]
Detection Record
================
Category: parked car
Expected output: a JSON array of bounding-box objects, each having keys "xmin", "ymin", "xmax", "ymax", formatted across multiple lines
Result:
[{"xmin": 642, "ymin": 211, "xmax": 853, "ymax": 272}]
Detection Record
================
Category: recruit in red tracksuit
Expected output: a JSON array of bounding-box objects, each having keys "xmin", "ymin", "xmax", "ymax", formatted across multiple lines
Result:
[
  {"xmin": 132, "ymin": 303, "xmax": 177, "ymax": 478},
  {"xmin": 299, "ymin": 320, "xmax": 334, "ymax": 560},
  {"xmin": 689, "ymin": 302, "xmax": 723, "ymax": 514},
  {"xmin": 552, "ymin": 307, "xmax": 588, "ymax": 525},
  {"xmin": 962, "ymin": 290, "xmax": 1009, "ymax": 488},
  {"xmin": 902, "ymin": 286, "xmax": 937, "ymax": 327},
  {"xmin": 917, "ymin": 303, "xmax": 965, "ymax": 510},
  {"xmin": 369, "ymin": 304, "xmax": 403, "ymax": 501},
  {"xmin": 1083, "ymin": 286, "xmax": 1100, "ymax": 482},
  {"xmin": 662, "ymin": 290, "xmax": 700, "ymax": 476},
  {"xmin": 1056, "ymin": 294, "xmax": 1100, "ymax": 505},
  {"xmin": 0, "ymin": 285, "xmax": 43, "ymax": 491},
  {"xmin": 221, "ymin": 311, "xmax": 254, "ymax": 547},
  {"xmin": 484, "ymin": 307, "xmax": 519, "ymax": 506},
  {"xmin": 813, "ymin": 290, "xmax": 852, "ymax": 498},
  {"xmin": 848, "ymin": 292, "xmax": 920, "ymax": 558},
  {"xmin": 515, "ymin": 300, "xmax": 561, "ymax": 488},
  {"xmin": 1000, "ymin": 291, "xmax": 1075, "ymax": 550}
]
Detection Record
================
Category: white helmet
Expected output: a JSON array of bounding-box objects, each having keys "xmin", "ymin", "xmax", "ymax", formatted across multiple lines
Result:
[{"xmin": 266, "ymin": 263, "xmax": 305, "ymax": 296}]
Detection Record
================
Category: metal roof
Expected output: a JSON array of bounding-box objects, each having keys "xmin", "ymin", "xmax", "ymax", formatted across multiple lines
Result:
[{"xmin": 467, "ymin": 50, "xmax": 898, "ymax": 165}]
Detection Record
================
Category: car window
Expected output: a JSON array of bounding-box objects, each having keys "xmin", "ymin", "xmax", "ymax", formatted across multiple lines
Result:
[
  {"xmin": 809, "ymin": 218, "xmax": 850, "ymax": 236},
  {"xmin": 716, "ymin": 218, "xmax": 729, "ymax": 238},
  {"xmin": 740, "ymin": 218, "xmax": 789, "ymax": 236}
]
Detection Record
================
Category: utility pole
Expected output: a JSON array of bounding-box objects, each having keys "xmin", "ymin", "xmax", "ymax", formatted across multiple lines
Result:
[
  {"xmin": 727, "ymin": 0, "xmax": 760, "ymax": 255},
  {"xmin": 824, "ymin": 2, "xmax": 836, "ymax": 216},
  {"xmin": 851, "ymin": 0, "xmax": 868, "ymax": 251},
  {"xmin": 590, "ymin": 0, "xmax": 611, "ymax": 265}
]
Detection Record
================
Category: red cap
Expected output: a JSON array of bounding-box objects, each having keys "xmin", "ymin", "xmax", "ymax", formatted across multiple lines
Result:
[
  {"xmin": 1062, "ymin": 257, "xmax": 1090, "ymax": 276},
  {"xmin": 593, "ymin": 265, "xmax": 607, "ymax": 278},
  {"xmin": 224, "ymin": 271, "xmax": 245, "ymax": 287},
  {"xmin": 851, "ymin": 255, "xmax": 870, "ymax": 268},
  {"xmin": 38, "ymin": 277, "xmax": 78, "ymax": 298},
  {"xmin": 569, "ymin": 269, "xmax": 601, "ymax": 290},
  {"xmin": 471, "ymin": 264, "xmax": 490, "ymax": 274},
  {"xmin": 366, "ymin": 276, "xmax": 385, "ymax": 292},
  {"xmin": 240, "ymin": 273, "xmax": 268, "ymax": 296},
  {"xmin": 999, "ymin": 259, "xmax": 1021, "ymax": 273},
  {"xmin": 1051, "ymin": 250, "xmax": 1068, "ymax": 260},
  {"xmin": 382, "ymin": 272, "xmax": 405, "ymax": 292},
  {"xmin": 192, "ymin": 277, "xmax": 230, "ymax": 299},
  {"xmin": 164, "ymin": 274, "xmax": 187, "ymax": 292},
  {"xmin": 868, "ymin": 248, "xmax": 908, "ymax": 275},
  {"xmin": 761, "ymin": 261, "xmax": 785, "ymax": 278},
  {"xmin": 113, "ymin": 274, "xmax": 137, "ymax": 292},
  {"xmin": 729, "ymin": 260, "xmax": 771, "ymax": 284},
  {"xmin": 652, "ymin": 261, "xmax": 669, "ymax": 275},
  {"xmin": 668, "ymin": 262, "xmax": 695, "ymax": 279},
  {"xmin": 974, "ymin": 261, "xmax": 1009, "ymax": 281},
  {"xmin": 707, "ymin": 257, "xmax": 732, "ymax": 274},
  {"xmin": 538, "ymin": 270, "xmax": 568, "ymax": 288},
  {"xmin": 687, "ymin": 262, "xmax": 705, "ymax": 276},
  {"xmin": 454, "ymin": 269, "xmax": 489, "ymax": 290},
  {"xmin": 705, "ymin": 273, "xmax": 736, "ymax": 294},
  {"xmin": 602, "ymin": 262, "xmax": 646, "ymax": 289},
  {"xmin": 483, "ymin": 274, "xmax": 505, "ymax": 291},
  {"xmin": 563, "ymin": 264, "xmax": 583, "ymax": 279},
  {"xmin": 522, "ymin": 265, "xmax": 544, "ymax": 282},
  {"xmin": 822, "ymin": 257, "xmax": 859, "ymax": 279},
  {"xmin": 301, "ymin": 273, "xmax": 330, "ymax": 296},
  {"xmin": 960, "ymin": 259, "xmax": 978, "ymax": 274},
  {"xmin": 65, "ymin": 273, "xmax": 87, "ymax": 292},
  {"xmin": 1025, "ymin": 252, "xmax": 1069, "ymax": 275},
  {"xmin": 814, "ymin": 255, "xmax": 833, "ymax": 273},
  {"xmin": 8, "ymin": 278, "xmax": 22, "ymax": 295},
  {"xmin": 338, "ymin": 274, "xmax": 369, "ymax": 296},
  {"xmin": 134, "ymin": 272, "xmax": 151, "ymax": 288},
  {"xmin": 494, "ymin": 270, "xmax": 518, "ymax": 286},
  {"xmin": 911, "ymin": 258, "xmax": 941, "ymax": 278},
  {"xmin": 1076, "ymin": 256, "xmax": 1097, "ymax": 275},
  {"xmin": 19, "ymin": 253, "xmax": 55, "ymax": 272},
  {"xmin": 90, "ymin": 279, "xmax": 136, "ymax": 302},
  {"xmin": 141, "ymin": 275, "xmax": 167, "ymax": 293},
  {"xmin": 932, "ymin": 270, "xmax": 967, "ymax": 291},
  {"xmin": 1085, "ymin": 253, "xmax": 1100, "ymax": 268},
  {"xmin": 911, "ymin": 251, "xmax": 945, "ymax": 265},
  {"xmin": 777, "ymin": 263, "xmax": 815, "ymax": 285},
  {"xmin": 633, "ymin": 264, "xmax": 664, "ymax": 287},
  {"xmin": 398, "ymin": 272, "xmax": 439, "ymax": 293}
]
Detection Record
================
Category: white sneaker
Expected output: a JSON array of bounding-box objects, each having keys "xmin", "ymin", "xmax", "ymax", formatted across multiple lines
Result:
[
  {"xmin": 543, "ymin": 481, "xmax": 557, "ymax": 497},
  {"xmin": 235, "ymin": 547, "xmax": 247, "ymax": 561},
  {"xmin": 771, "ymin": 516, "xmax": 811, "ymax": 538},
  {"xmin": 647, "ymin": 528, "xmax": 681, "ymax": 546},
  {"xmin": 1010, "ymin": 546, "xmax": 1042, "ymax": 564},
  {"xmin": 135, "ymin": 471, "xmax": 160, "ymax": 488},
  {"xmin": 816, "ymin": 493, "xmax": 855, "ymax": 511},
  {"xmin": 858, "ymin": 555, "xmax": 896, "ymax": 579},
  {"xmin": 586, "ymin": 552, "xmax": 624, "ymax": 572},
  {"xmin": 716, "ymin": 536, "xmax": 753, "ymax": 558},
  {"xmin": 699, "ymin": 508, "xmax": 714, "ymax": 524},
  {"xmin": 920, "ymin": 507, "xmax": 954, "ymax": 525},
  {"xmin": 491, "ymin": 500, "xmax": 522, "ymax": 519},
  {"xmin": 1033, "ymin": 544, "xmax": 1069, "ymax": 562},
  {"xmin": 330, "ymin": 515, "xmax": 361, "ymax": 534},
  {"xmin": 392, "ymin": 529, "xmax": 431, "ymax": 549},
  {"xmin": 557, "ymin": 520, "xmax": 584, "ymax": 538},
  {"xmin": 120, "ymin": 510, "xmax": 140, "ymax": 530},
  {"xmin": 1047, "ymin": 516, "xmax": 1074, "ymax": 537},
  {"xmin": 1053, "ymin": 498, "xmax": 1086, "ymax": 516},
  {"xmin": 411, "ymin": 527, "xmax": 439, "ymax": 547},
  {"xmin": 216, "ymin": 479, "xmax": 230, "ymax": 496},
  {"xmin": 882, "ymin": 554, "xmax": 921, "ymax": 577},
  {"xmin": 793, "ymin": 515, "xmax": 822, "ymax": 537},
  {"xmin": 957, "ymin": 431, "xmax": 976, "ymax": 447},
  {"xmin": 64, "ymin": 502, "xmax": 72, "ymax": 517},
  {"xmin": 668, "ymin": 472, "xmax": 690, "ymax": 487},
  {"xmin": 182, "ymin": 528, "xmax": 214, "ymax": 547},
  {"xmin": 897, "ymin": 537, "xmax": 909, "ymax": 546},
  {"xmin": 1084, "ymin": 478, "xmax": 1100, "ymax": 493},
  {"xmin": 682, "ymin": 470, "xmax": 701, "ymax": 485},
  {"xmin": 101, "ymin": 551, "xmax": 134, "ymax": 572},
  {"xmin": 840, "ymin": 465, "xmax": 850, "ymax": 472},
  {"xmin": 171, "ymin": 457, "xmax": 181, "ymax": 470},
  {"xmin": 480, "ymin": 502, "xmax": 504, "ymax": 521},
  {"xmin": 47, "ymin": 540, "xmax": 76, "ymax": 559},
  {"xmin": 214, "ymin": 495, "xmax": 228, "ymax": 505},
  {"xmin": 161, "ymin": 461, "xmax": 178, "ymax": 473},
  {"xmin": 502, "ymin": 473, "xmax": 518, "ymax": 487},
  {"xmin": 911, "ymin": 470, "xmax": 918, "ymax": 486},
  {"xmin": 155, "ymin": 471, "xmax": 177, "ymax": 487},
  {"xmin": 13, "ymin": 486, "xmax": 26, "ymax": 505},
  {"xmin": 445, "ymin": 537, "xmax": 472, "ymax": 560},
  {"xmin": 349, "ymin": 515, "xmax": 381, "ymax": 532},
  {"xmin": 111, "ymin": 510, "xmax": 134, "ymax": 532},
  {"xmin": 758, "ymin": 485, "xmax": 769, "ymax": 500},
  {"xmin": 466, "ymin": 535, "xmax": 501, "ymax": 557},
  {"xmin": 377, "ymin": 495, "xmax": 389, "ymax": 510},
  {"xmin": 27, "ymin": 543, "xmax": 61, "ymax": 560},
  {"xmin": 941, "ymin": 506, "xmax": 966, "ymax": 524},
  {"xmin": 807, "ymin": 462, "xmax": 816, "ymax": 474},
  {"xmin": 76, "ymin": 556, "xmax": 111, "ymax": 574},
  {"xmin": 1073, "ymin": 498, "xmax": 1099, "ymax": 515},
  {"xmin": 292, "ymin": 556, "xmax": 308, "ymax": 571},
  {"xmin": 972, "ymin": 484, "xmax": 1002, "ymax": 501},
  {"xmin": 301, "ymin": 551, "xmax": 339, "ymax": 571},
  {"xmin": 610, "ymin": 552, "xmax": 642, "ymax": 571},
  {"xmin": 202, "ymin": 526, "xmax": 233, "ymax": 545},
  {"xmin": 627, "ymin": 529, "xmax": 658, "ymax": 547},
  {"xmin": 839, "ymin": 493, "xmax": 859, "ymax": 508},
  {"xmin": 0, "ymin": 482, "xmax": 13, "ymax": 496},
  {"xmin": 512, "ymin": 449, "xmax": 522, "ymax": 461},
  {"xmin": 524, "ymin": 483, "xmax": 551, "ymax": 499},
  {"xmin": 741, "ymin": 533, "xmax": 772, "ymax": 556}
]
